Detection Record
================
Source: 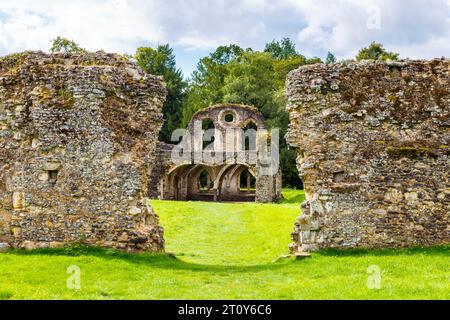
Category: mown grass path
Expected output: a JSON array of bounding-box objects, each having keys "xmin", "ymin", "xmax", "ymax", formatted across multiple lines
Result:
[{"xmin": 152, "ymin": 190, "xmax": 302, "ymax": 265}]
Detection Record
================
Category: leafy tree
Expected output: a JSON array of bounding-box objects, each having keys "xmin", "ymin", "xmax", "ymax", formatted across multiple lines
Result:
[
  {"xmin": 273, "ymin": 56, "xmax": 306, "ymax": 85},
  {"xmin": 135, "ymin": 44, "xmax": 187, "ymax": 142},
  {"xmin": 223, "ymin": 52, "xmax": 276, "ymax": 109},
  {"xmin": 50, "ymin": 37, "xmax": 86, "ymax": 54},
  {"xmin": 356, "ymin": 42, "xmax": 399, "ymax": 61},
  {"xmin": 325, "ymin": 51, "xmax": 337, "ymax": 64},
  {"xmin": 181, "ymin": 45, "xmax": 245, "ymax": 126},
  {"xmin": 306, "ymin": 57, "xmax": 323, "ymax": 64},
  {"xmin": 264, "ymin": 38, "xmax": 300, "ymax": 60}
]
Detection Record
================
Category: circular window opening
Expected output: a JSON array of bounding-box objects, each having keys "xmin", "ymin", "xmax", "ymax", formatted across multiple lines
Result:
[{"xmin": 225, "ymin": 114, "xmax": 234, "ymax": 123}]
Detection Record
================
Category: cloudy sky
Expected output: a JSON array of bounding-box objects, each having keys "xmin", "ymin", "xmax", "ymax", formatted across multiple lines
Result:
[{"xmin": 0, "ymin": 0, "xmax": 449, "ymax": 76}]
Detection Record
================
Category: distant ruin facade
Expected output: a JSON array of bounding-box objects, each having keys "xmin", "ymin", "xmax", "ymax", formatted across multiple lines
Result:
[
  {"xmin": 149, "ymin": 104, "xmax": 281, "ymax": 203},
  {"xmin": 0, "ymin": 51, "xmax": 166, "ymax": 252},
  {"xmin": 286, "ymin": 59, "xmax": 449, "ymax": 253}
]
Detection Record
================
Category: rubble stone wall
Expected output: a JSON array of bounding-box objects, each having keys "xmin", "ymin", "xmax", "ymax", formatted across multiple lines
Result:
[
  {"xmin": 286, "ymin": 59, "xmax": 449, "ymax": 252},
  {"xmin": 148, "ymin": 142, "xmax": 174, "ymax": 199},
  {"xmin": 0, "ymin": 51, "xmax": 166, "ymax": 252}
]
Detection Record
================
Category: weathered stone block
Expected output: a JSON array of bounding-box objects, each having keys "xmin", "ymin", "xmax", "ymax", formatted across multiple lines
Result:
[
  {"xmin": 12, "ymin": 192, "xmax": 25, "ymax": 210},
  {"xmin": 43, "ymin": 161, "xmax": 62, "ymax": 171},
  {"xmin": 0, "ymin": 242, "xmax": 10, "ymax": 253},
  {"xmin": 38, "ymin": 172, "xmax": 50, "ymax": 182}
]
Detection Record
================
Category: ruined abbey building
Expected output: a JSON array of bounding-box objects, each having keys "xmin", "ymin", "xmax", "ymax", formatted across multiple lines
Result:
[
  {"xmin": 287, "ymin": 59, "xmax": 449, "ymax": 253},
  {"xmin": 0, "ymin": 51, "xmax": 166, "ymax": 252},
  {"xmin": 149, "ymin": 104, "xmax": 281, "ymax": 203},
  {"xmin": 1, "ymin": 50, "xmax": 447, "ymax": 255}
]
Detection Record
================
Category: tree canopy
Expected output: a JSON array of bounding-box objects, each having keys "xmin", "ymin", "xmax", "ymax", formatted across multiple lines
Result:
[
  {"xmin": 135, "ymin": 44, "xmax": 187, "ymax": 142},
  {"xmin": 356, "ymin": 42, "xmax": 399, "ymax": 61},
  {"xmin": 50, "ymin": 37, "xmax": 86, "ymax": 54},
  {"xmin": 325, "ymin": 51, "xmax": 337, "ymax": 64},
  {"xmin": 264, "ymin": 38, "xmax": 299, "ymax": 60}
]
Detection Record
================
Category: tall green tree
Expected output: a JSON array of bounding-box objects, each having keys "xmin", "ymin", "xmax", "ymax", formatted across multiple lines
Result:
[
  {"xmin": 264, "ymin": 38, "xmax": 300, "ymax": 60},
  {"xmin": 135, "ymin": 44, "xmax": 187, "ymax": 142},
  {"xmin": 223, "ymin": 52, "xmax": 276, "ymax": 111},
  {"xmin": 325, "ymin": 51, "xmax": 337, "ymax": 64},
  {"xmin": 50, "ymin": 36, "xmax": 86, "ymax": 54},
  {"xmin": 356, "ymin": 42, "xmax": 399, "ymax": 61},
  {"xmin": 181, "ymin": 45, "xmax": 244, "ymax": 126}
]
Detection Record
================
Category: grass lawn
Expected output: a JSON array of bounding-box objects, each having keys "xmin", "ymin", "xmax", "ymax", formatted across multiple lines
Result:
[{"xmin": 0, "ymin": 189, "xmax": 448, "ymax": 300}]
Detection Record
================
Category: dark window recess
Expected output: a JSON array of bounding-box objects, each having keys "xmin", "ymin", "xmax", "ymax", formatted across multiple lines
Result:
[
  {"xmin": 199, "ymin": 170, "xmax": 213, "ymax": 190},
  {"xmin": 202, "ymin": 118, "xmax": 215, "ymax": 150},
  {"xmin": 48, "ymin": 170, "xmax": 59, "ymax": 185},
  {"xmin": 225, "ymin": 114, "xmax": 234, "ymax": 123},
  {"xmin": 243, "ymin": 121, "xmax": 258, "ymax": 151},
  {"xmin": 240, "ymin": 170, "xmax": 256, "ymax": 191}
]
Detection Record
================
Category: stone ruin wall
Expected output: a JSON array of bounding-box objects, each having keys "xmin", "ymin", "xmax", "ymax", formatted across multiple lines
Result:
[
  {"xmin": 286, "ymin": 59, "xmax": 449, "ymax": 253},
  {"xmin": 0, "ymin": 51, "xmax": 166, "ymax": 252},
  {"xmin": 148, "ymin": 141, "xmax": 174, "ymax": 200}
]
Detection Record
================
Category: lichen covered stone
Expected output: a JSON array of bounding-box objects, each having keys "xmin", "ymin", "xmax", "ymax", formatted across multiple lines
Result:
[
  {"xmin": 0, "ymin": 51, "xmax": 166, "ymax": 252},
  {"xmin": 286, "ymin": 59, "xmax": 449, "ymax": 252}
]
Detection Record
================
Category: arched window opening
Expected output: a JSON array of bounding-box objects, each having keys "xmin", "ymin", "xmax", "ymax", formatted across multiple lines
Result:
[
  {"xmin": 239, "ymin": 170, "xmax": 256, "ymax": 192},
  {"xmin": 199, "ymin": 170, "xmax": 213, "ymax": 191},
  {"xmin": 202, "ymin": 119, "xmax": 215, "ymax": 150},
  {"xmin": 242, "ymin": 121, "xmax": 258, "ymax": 151}
]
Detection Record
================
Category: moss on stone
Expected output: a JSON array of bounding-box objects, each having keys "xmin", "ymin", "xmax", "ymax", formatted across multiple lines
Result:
[
  {"xmin": 386, "ymin": 146, "xmax": 438, "ymax": 159},
  {"xmin": 438, "ymin": 145, "xmax": 449, "ymax": 156},
  {"xmin": 37, "ymin": 86, "xmax": 74, "ymax": 108},
  {"xmin": 55, "ymin": 89, "xmax": 74, "ymax": 108},
  {"xmin": 77, "ymin": 60, "xmax": 107, "ymax": 66},
  {"xmin": 0, "ymin": 52, "xmax": 30, "ymax": 74}
]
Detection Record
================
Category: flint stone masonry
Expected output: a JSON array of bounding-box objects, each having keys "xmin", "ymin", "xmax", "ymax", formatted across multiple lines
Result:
[
  {"xmin": 0, "ymin": 51, "xmax": 166, "ymax": 252},
  {"xmin": 286, "ymin": 59, "xmax": 450, "ymax": 253}
]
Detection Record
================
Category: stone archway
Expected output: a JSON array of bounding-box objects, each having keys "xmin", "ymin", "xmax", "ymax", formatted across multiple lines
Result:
[
  {"xmin": 161, "ymin": 163, "xmax": 258, "ymax": 202},
  {"xmin": 216, "ymin": 164, "xmax": 256, "ymax": 202}
]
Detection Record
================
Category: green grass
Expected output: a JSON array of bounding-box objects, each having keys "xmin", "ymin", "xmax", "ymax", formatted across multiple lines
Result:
[
  {"xmin": 0, "ymin": 189, "xmax": 448, "ymax": 300},
  {"xmin": 152, "ymin": 189, "xmax": 303, "ymax": 265}
]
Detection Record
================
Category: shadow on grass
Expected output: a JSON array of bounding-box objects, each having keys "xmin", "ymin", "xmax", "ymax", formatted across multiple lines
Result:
[
  {"xmin": 7, "ymin": 245, "xmax": 448, "ymax": 274},
  {"xmin": 316, "ymin": 245, "xmax": 449, "ymax": 257},
  {"xmin": 7, "ymin": 246, "xmax": 293, "ymax": 274}
]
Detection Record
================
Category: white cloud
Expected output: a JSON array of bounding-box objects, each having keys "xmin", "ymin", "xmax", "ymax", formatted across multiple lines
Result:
[
  {"xmin": 177, "ymin": 32, "xmax": 231, "ymax": 51},
  {"xmin": 0, "ymin": 0, "xmax": 165, "ymax": 54},
  {"xmin": 0, "ymin": 0, "xmax": 448, "ymax": 73},
  {"xmin": 290, "ymin": 0, "xmax": 450, "ymax": 59}
]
